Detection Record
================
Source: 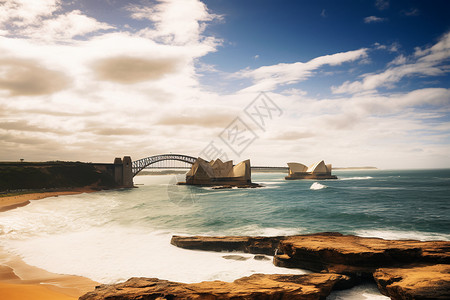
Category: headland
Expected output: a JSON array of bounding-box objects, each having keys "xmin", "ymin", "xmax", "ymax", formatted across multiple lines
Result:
[{"xmin": 0, "ymin": 157, "xmax": 135, "ymax": 211}]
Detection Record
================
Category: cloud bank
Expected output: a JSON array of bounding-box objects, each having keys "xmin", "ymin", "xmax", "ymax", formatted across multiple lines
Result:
[{"xmin": 0, "ymin": 0, "xmax": 448, "ymax": 169}]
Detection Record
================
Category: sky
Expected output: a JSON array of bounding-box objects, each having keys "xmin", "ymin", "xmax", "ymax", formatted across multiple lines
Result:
[{"xmin": 0, "ymin": 0, "xmax": 449, "ymax": 169}]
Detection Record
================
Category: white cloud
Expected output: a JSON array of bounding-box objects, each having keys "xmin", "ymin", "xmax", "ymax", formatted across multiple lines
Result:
[
  {"xmin": 0, "ymin": 0, "xmax": 60, "ymax": 27},
  {"xmin": 128, "ymin": 0, "xmax": 222, "ymax": 45},
  {"xmin": 402, "ymin": 8, "xmax": 419, "ymax": 16},
  {"xmin": 364, "ymin": 16, "xmax": 386, "ymax": 23},
  {"xmin": 264, "ymin": 88, "xmax": 450, "ymax": 168},
  {"xmin": 333, "ymin": 31, "xmax": 450, "ymax": 94},
  {"xmin": 375, "ymin": 0, "xmax": 389, "ymax": 10},
  {"xmin": 0, "ymin": 57, "xmax": 69, "ymax": 96},
  {"xmin": 236, "ymin": 48, "xmax": 368, "ymax": 92},
  {"xmin": 25, "ymin": 10, "xmax": 113, "ymax": 40},
  {"xmin": 374, "ymin": 42, "xmax": 400, "ymax": 52},
  {"xmin": 0, "ymin": 1, "xmax": 112, "ymax": 41},
  {"xmin": 0, "ymin": 0, "xmax": 224, "ymax": 162},
  {"xmin": 388, "ymin": 54, "xmax": 407, "ymax": 66}
]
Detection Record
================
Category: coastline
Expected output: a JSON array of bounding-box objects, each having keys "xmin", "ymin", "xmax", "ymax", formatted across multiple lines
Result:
[
  {"xmin": 0, "ymin": 189, "xmax": 100, "ymax": 299},
  {"xmin": 0, "ymin": 246, "xmax": 98, "ymax": 300},
  {"xmin": 1, "ymin": 171, "xmax": 448, "ymax": 299},
  {"xmin": 0, "ymin": 188, "xmax": 100, "ymax": 212}
]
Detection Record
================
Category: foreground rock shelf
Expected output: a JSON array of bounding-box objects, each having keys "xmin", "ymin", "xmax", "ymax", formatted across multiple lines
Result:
[
  {"xmin": 171, "ymin": 235, "xmax": 286, "ymax": 255},
  {"xmin": 374, "ymin": 264, "xmax": 450, "ymax": 300},
  {"xmin": 273, "ymin": 232, "xmax": 450, "ymax": 276},
  {"xmin": 81, "ymin": 233, "xmax": 450, "ymax": 300},
  {"xmin": 80, "ymin": 273, "xmax": 352, "ymax": 300}
]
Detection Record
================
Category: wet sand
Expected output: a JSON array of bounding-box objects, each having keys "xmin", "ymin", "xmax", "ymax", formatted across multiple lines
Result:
[
  {"xmin": 0, "ymin": 188, "xmax": 98, "ymax": 212},
  {"xmin": 0, "ymin": 190, "xmax": 100, "ymax": 299},
  {"xmin": 0, "ymin": 250, "xmax": 98, "ymax": 299}
]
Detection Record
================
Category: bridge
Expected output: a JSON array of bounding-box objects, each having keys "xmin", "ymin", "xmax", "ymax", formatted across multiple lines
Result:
[
  {"xmin": 129, "ymin": 154, "xmax": 289, "ymax": 177},
  {"xmin": 131, "ymin": 154, "xmax": 197, "ymax": 177}
]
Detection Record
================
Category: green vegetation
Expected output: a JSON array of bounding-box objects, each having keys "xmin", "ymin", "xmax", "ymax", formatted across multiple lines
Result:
[{"xmin": 0, "ymin": 162, "xmax": 117, "ymax": 192}]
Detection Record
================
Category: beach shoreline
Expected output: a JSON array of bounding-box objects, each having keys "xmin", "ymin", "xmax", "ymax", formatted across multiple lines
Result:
[
  {"xmin": 0, "ymin": 188, "xmax": 101, "ymax": 212},
  {"xmin": 0, "ymin": 246, "xmax": 98, "ymax": 300},
  {"xmin": 0, "ymin": 189, "xmax": 101, "ymax": 299}
]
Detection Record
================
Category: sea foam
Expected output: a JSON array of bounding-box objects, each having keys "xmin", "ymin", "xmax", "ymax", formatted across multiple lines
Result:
[
  {"xmin": 328, "ymin": 283, "xmax": 389, "ymax": 299},
  {"xmin": 1, "ymin": 227, "xmax": 306, "ymax": 284},
  {"xmin": 354, "ymin": 229, "xmax": 450, "ymax": 241},
  {"xmin": 310, "ymin": 182, "xmax": 327, "ymax": 190},
  {"xmin": 340, "ymin": 176, "xmax": 373, "ymax": 180}
]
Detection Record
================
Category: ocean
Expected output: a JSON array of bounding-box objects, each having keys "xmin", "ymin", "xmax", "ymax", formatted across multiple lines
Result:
[{"xmin": 0, "ymin": 169, "xmax": 449, "ymax": 299}]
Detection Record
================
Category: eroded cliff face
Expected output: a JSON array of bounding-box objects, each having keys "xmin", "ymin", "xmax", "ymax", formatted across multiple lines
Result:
[{"xmin": 79, "ymin": 273, "xmax": 353, "ymax": 300}]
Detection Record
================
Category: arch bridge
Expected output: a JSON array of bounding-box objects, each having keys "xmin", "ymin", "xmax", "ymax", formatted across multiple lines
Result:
[{"xmin": 132, "ymin": 154, "xmax": 197, "ymax": 177}]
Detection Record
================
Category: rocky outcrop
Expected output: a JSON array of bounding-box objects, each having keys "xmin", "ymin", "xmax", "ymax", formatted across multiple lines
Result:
[
  {"xmin": 171, "ymin": 233, "xmax": 450, "ymax": 299},
  {"xmin": 273, "ymin": 232, "xmax": 450, "ymax": 278},
  {"xmin": 82, "ymin": 233, "xmax": 450, "ymax": 300},
  {"xmin": 170, "ymin": 235, "xmax": 286, "ymax": 255},
  {"xmin": 373, "ymin": 264, "xmax": 450, "ymax": 300},
  {"xmin": 80, "ymin": 273, "xmax": 353, "ymax": 300}
]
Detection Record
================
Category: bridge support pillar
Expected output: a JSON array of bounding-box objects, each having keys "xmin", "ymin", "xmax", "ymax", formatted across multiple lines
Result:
[
  {"xmin": 113, "ymin": 156, "xmax": 134, "ymax": 188},
  {"xmin": 122, "ymin": 156, "xmax": 133, "ymax": 187}
]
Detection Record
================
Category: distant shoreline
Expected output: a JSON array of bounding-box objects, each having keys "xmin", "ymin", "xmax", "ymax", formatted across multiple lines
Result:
[
  {"xmin": 334, "ymin": 166, "xmax": 378, "ymax": 170},
  {"xmin": 137, "ymin": 166, "xmax": 379, "ymax": 175},
  {"xmin": 0, "ymin": 188, "xmax": 100, "ymax": 212}
]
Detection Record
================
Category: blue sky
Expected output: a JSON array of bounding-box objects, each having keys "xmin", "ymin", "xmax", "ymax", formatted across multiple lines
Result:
[
  {"xmin": 0, "ymin": 0, "xmax": 449, "ymax": 169},
  {"xmin": 199, "ymin": 0, "xmax": 449, "ymax": 94}
]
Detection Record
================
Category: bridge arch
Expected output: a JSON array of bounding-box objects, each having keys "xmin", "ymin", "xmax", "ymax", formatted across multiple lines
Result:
[{"xmin": 132, "ymin": 154, "xmax": 197, "ymax": 176}]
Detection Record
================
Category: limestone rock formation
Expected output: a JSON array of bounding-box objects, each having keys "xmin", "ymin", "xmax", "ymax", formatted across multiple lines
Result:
[
  {"xmin": 79, "ymin": 273, "xmax": 353, "ymax": 300},
  {"xmin": 285, "ymin": 160, "xmax": 337, "ymax": 180},
  {"xmin": 373, "ymin": 264, "xmax": 450, "ymax": 300},
  {"xmin": 170, "ymin": 235, "xmax": 286, "ymax": 255},
  {"xmin": 273, "ymin": 232, "xmax": 450, "ymax": 277},
  {"xmin": 184, "ymin": 158, "xmax": 258, "ymax": 187}
]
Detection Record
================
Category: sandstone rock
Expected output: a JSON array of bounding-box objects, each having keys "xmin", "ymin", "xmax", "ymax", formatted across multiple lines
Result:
[
  {"xmin": 168, "ymin": 233, "xmax": 450, "ymax": 299},
  {"xmin": 273, "ymin": 232, "xmax": 450, "ymax": 278},
  {"xmin": 212, "ymin": 185, "xmax": 232, "ymax": 189},
  {"xmin": 171, "ymin": 235, "xmax": 286, "ymax": 255},
  {"xmin": 373, "ymin": 264, "xmax": 450, "ymax": 300},
  {"xmin": 254, "ymin": 255, "xmax": 271, "ymax": 261},
  {"xmin": 222, "ymin": 255, "xmax": 249, "ymax": 261},
  {"xmin": 79, "ymin": 273, "xmax": 353, "ymax": 300}
]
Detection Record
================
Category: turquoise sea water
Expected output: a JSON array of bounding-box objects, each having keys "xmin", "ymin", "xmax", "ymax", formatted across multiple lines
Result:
[
  {"xmin": 136, "ymin": 169, "xmax": 450, "ymax": 239},
  {"xmin": 0, "ymin": 169, "xmax": 448, "ymax": 298}
]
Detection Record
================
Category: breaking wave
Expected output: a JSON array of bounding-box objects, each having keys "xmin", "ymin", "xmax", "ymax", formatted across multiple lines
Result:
[
  {"xmin": 340, "ymin": 176, "xmax": 373, "ymax": 180},
  {"xmin": 310, "ymin": 182, "xmax": 327, "ymax": 190}
]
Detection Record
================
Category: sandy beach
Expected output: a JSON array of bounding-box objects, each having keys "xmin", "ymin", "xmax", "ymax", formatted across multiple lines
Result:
[
  {"xmin": 0, "ymin": 190, "xmax": 99, "ymax": 299},
  {"xmin": 0, "ymin": 249, "xmax": 98, "ymax": 300},
  {"xmin": 0, "ymin": 188, "xmax": 98, "ymax": 212}
]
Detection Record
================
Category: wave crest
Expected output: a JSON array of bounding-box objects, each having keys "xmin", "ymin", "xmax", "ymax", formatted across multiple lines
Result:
[
  {"xmin": 340, "ymin": 176, "xmax": 373, "ymax": 181},
  {"xmin": 310, "ymin": 182, "xmax": 327, "ymax": 190}
]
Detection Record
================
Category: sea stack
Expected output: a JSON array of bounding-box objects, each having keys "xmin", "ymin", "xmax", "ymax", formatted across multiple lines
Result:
[{"xmin": 285, "ymin": 160, "xmax": 337, "ymax": 180}]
